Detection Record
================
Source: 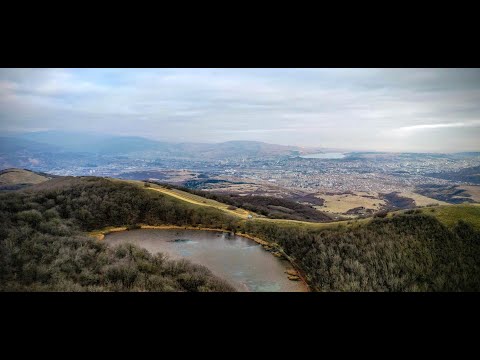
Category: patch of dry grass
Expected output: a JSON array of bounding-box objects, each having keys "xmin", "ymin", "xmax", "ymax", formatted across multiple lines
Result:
[
  {"xmin": 399, "ymin": 191, "xmax": 449, "ymax": 207},
  {"xmin": 0, "ymin": 169, "xmax": 49, "ymax": 185},
  {"xmin": 316, "ymin": 192, "xmax": 385, "ymax": 214},
  {"xmin": 118, "ymin": 179, "xmax": 255, "ymax": 219},
  {"xmin": 457, "ymin": 185, "xmax": 480, "ymax": 202}
]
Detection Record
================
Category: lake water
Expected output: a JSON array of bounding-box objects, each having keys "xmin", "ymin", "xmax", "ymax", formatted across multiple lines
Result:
[
  {"xmin": 300, "ymin": 152, "xmax": 346, "ymax": 159},
  {"xmin": 106, "ymin": 229, "xmax": 308, "ymax": 292}
]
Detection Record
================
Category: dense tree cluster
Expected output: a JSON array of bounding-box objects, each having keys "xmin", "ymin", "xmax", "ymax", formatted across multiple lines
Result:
[
  {"xmin": 1, "ymin": 176, "xmax": 479, "ymax": 292},
  {"xmin": 27, "ymin": 177, "xmax": 239, "ymax": 232},
  {"xmin": 240, "ymin": 215, "xmax": 480, "ymax": 291},
  {"xmin": 0, "ymin": 177, "xmax": 236, "ymax": 291}
]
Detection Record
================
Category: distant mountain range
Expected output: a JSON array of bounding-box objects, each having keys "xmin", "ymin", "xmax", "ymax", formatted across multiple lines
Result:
[
  {"xmin": 0, "ymin": 136, "xmax": 60, "ymax": 153},
  {"xmin": 0, "ymin": 131, "xmax": 315, "ymax": 160},
  {"xmin": 3, "ymin": 131, "xmax": 478, "ymax": 173}
]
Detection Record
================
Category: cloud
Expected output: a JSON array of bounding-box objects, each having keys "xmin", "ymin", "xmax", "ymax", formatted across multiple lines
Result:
[
  {"xmin": 395, "ymin": 121, "xmax": 480, "ymax": 132},
  {"xmin": 1, "ymin": 68, "xmax": 480, "ymax": 151}
]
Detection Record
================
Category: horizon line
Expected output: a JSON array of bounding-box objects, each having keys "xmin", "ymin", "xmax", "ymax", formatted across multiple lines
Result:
[{"xmin": 2, "ymin": 130, "xmax": 480, "ymax": 154}]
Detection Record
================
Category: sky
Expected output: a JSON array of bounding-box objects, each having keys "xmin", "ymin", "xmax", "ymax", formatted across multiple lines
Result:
[{"xmin": 1, "ymin": 68, "xmax": 479, "ymax": 152}]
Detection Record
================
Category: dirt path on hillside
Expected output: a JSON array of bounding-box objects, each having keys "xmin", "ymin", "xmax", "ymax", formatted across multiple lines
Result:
[{"xmin": 146, "ymin": 186, "xmax": 251, "ymax": 219}]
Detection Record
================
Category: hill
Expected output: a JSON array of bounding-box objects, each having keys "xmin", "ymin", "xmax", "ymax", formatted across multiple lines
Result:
[
  {"xmin": 0, "ymin": 176, "xmax": 236, "ymax": 291},
  {"xmin": 0, "ymin": 168, "xmax": 51, "ymax": 190},
  {"xmin": 0, "ymin": 137, "xmax": 60, "ymax": 153},
  {"xmin": 148, "ymin": 182, "xmax": 333, "ymax": 222},
  {"xmin": 17, "ymin": 131, "xmax": 172, "ymax": 155},
  {"xmin": 415, "ymin": 184, "xmax": 480, "ymax": 204},
  {"xmin": 414, "ymin": 204, "xmax": 480, "ymax": 230},
  {"xmin": 10, "ymin": 131, "xmax": 311, "ymax": 159},
  {"xmin": 1, "ymin": 175, "xmax": 479, "ymax": 292},
  {"xmin": 174, "ymin": 140, "xmax": 306, "ymax": 159}
]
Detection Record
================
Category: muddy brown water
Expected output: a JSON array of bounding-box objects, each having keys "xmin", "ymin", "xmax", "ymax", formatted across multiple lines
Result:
[{"xmin": 106, "ymin": 229, "xmax": 308, "ymax": 292}]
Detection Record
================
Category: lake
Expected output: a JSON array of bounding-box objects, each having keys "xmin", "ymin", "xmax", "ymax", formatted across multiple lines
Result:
[
  {"xmin": 300, "ymin": 152, "xmax": 346, "ymax": 159},
  {"xmin": 106, "ymin": 229, "xmax": 308, "ymax": 292}
]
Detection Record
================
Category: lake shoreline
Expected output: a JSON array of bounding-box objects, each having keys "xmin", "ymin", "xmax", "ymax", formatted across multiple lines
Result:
[{"xmin": 89, "ymin": 224, "xmax": 310, "ymax": 291}]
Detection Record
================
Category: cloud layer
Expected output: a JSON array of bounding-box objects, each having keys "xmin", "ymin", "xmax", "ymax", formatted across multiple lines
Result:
[{"xmin": 1, "ymin": 68, "xmax": 479, "ymax": 152}]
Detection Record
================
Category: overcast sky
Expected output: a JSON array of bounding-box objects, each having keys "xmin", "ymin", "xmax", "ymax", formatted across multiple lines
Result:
[{"xmin": 1, "ymin": 68, "xmax": 479, "ymax": 152}]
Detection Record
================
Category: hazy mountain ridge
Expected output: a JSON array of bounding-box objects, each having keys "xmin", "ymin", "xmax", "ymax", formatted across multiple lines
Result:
[
  {"xmin": 2, "ymin": 131, "xmax": 311, "ymax": 159},
  {"xmin": 0, "ymin": 137, "xmax": 61, "ymax": 153}
]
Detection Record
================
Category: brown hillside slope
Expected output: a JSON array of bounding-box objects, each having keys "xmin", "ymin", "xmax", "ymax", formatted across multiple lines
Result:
[{"xmin": 0, "ymin": 168, "xmax": 50, "ymax": 186}]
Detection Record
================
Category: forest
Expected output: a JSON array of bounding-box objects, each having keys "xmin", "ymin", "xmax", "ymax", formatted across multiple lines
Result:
[
  {"xmin": 0, "ymin": 177, "xmax": 236, "ymax": 291},
  {"xmin": 1, "ymin": 176, "xmax": 479, "ymax": 291},
  {"xmin": 241, "ymin": 215, "xmax": 480, "ymax": 291}
]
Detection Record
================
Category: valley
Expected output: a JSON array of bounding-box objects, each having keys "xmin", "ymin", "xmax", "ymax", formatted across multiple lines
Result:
[
  {"xmin": 2, "ymin": 133, "xmax": 480, "ymax": 222},
  {"xmin": 1, "ymin": 170, "xmax": 479, "ymax": 292},
  {"xmin": 1, "ymin": 136, "xmax": 480, "ymax": 292}
]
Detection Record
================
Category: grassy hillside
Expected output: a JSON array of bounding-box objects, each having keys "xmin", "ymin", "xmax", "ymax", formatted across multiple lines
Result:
[
  {"xmin": 242, "ymin": 214, "xmax": 480, "ymax": 291},
  {"xmin": 145, "ymin": 180, "xmax": 480, "ymax": 232},
  {"xmin": 0, "ymin": 168, "xmax": 51, "ymax": 190},
  {"xmin": 0, "ymin": 177, "xmax": 236, "ymax": 292},
  {"xmin": 142, "ymin": 182, "xmax": 253, "ymax": 219},
  {"xmin": 416, "ymin": 204, "xmax": 480, "ymax": 230},
  {"xmin": 1, "ymin": 175, "xmax": 479, "ymax": 292},
  {"xmin": 415, "ymin": 184, "xmax": 478, "ymax": 204},
  {"xmin": 146, "ymin": 182, "xmax": 333, "ymax": 222},
  {"xmin": 0, "ymin": 168, "xmax": 50, "ymax": 185}
]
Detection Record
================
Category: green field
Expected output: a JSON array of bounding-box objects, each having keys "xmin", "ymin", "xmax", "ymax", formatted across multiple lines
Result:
[{"xmin": 417, "ymin": 204, "xmax": 480, "ymax": 230}]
